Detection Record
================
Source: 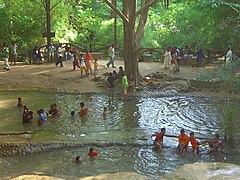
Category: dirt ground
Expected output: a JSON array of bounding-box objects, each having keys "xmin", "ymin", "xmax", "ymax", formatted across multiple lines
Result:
[{"xmin": 0, "ymin": 59, "xmax": 201, "ymax": 93}]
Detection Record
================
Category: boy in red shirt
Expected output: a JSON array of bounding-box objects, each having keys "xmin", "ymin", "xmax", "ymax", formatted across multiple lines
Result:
[{"xmin": 153, "ymin": 128, "xmax": 166, "ymax": 150}]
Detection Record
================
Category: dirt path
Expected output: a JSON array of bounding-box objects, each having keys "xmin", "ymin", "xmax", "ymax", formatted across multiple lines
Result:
[{"xmin": 0, "ymin": 59, "xmax": 200, "ymax": 93}]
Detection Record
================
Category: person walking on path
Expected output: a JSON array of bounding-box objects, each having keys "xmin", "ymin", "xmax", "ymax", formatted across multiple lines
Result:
[
  {"xmin": 107, "ymin": 44, "xmax": 116, "ymax": 68},
  {"xmin": 196, "ymin": 48, "xmax": 204, "ymax": 67},
  {"xmin": 11, "ymin": 42, "xmax": 17, "ymax": 65},
  {"xmin": 56, "ymin": 44, "xmax": 64, "ymax": 67},
  {"xmin": 171, "ymin": 47, "xmax": 180, "ymax": 72},
  {"xmin": 85, "ymin": 51, "xmax": 94, "ymax": 74},
  {"xmin": 49, "ymin": 44, "xmax": 56, "ymax": 63},
  {"xmin": 3, "ymin": 44, "xmax": 10, "ymax": 70},
  {"xmin": 163, "ymin": 47, "xmax": 172, "ymax": 69},
  {"xmin": 225, "ymin": 48, "xmax": 233, "ymax": 66}
]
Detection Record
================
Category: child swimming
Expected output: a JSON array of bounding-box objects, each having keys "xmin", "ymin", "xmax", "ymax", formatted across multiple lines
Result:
[
  {"xmin": 17, "ymin": 97, "xmax": 22, "ymax": 107},
  {"xmin": 88, "ymin": 147, "xmax": 99, "ymax": 157}
]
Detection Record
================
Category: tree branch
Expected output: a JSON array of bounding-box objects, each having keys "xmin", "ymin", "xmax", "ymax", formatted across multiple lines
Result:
[
  {"xmin": 135, "ymin": 0, "xmax": 158, "ymax": 17},
  {"xmin": 50, "ymin": 0, "xmax": 62, "ymax": 11},
  {"xmin": 223, "ymin": 2, "xmax": 239, "ymax": 13},
  {"xmin": 103, "ymin": 0, "xmax": 129, "ymax": 23}
]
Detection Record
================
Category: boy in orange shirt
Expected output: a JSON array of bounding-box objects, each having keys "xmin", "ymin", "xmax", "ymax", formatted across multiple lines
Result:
[
  {"xmin": 189, "ymin": 132, "xmax": 199, "ymax": 155},
  {"xmin": 176, "ymin": 129, "xmax": 189, "ymax": 154}
]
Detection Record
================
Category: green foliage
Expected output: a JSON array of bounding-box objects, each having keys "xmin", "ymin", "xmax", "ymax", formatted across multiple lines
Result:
[
  {"xmin": 197, "ymin": 61, "xmax": 240, "ymax": 92},
  {"xmin": 142, "ymin": 0, "xmax": 240, "ymax": 49},
  {"xmin": 223, "ymin": 103, "xmax": 238, "ymax": 141},
  {"xmin": 0, "ymin": 0, "xmax": 239, "ymax": 53}
]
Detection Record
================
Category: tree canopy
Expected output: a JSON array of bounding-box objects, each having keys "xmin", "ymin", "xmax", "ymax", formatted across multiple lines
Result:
[{"xmin": 0, "ymin": 0, "xmax": 239, "ymax": 50}]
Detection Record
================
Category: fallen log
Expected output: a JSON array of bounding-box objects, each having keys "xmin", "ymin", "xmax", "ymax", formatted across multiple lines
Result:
[{"xmin": 0, "ymin": 131, "xmax": 32, "ymax": 135}]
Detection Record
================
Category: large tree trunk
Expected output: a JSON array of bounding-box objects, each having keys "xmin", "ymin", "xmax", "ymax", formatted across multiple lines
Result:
[
  {"xmin": 104, "ymin": 0, "xmax": 158, "ymax": 85},
  {"xmin": 122, "ymin": 0, "xmax": 139, "ymax": 85}
]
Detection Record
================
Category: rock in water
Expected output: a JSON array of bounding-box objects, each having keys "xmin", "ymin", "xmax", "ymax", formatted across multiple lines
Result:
[{"xmin": 163, "ymin": 162, "xmax": 240, "ymax": 180}]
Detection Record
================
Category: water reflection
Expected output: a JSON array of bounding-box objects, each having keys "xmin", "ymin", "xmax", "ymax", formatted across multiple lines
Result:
[{"xmin": 0, "ymin": 145, "xmax": 237, "ymax": 179}]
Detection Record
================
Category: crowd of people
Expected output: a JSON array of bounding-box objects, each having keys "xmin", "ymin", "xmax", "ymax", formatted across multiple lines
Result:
[
  {"xmin": 1, "ymin": 42, "xmax": 234, "ymax": 75},
  {"xmin": 152, "ymin": 128, "xmax": 223, "ymax": 156},
  {"xmin": 163, "ymin": 45, "xmax": 234, "ymax": 72},
  {"xmin": 163, "ymin": 45, "xmax": 203, "ymax": 72}
]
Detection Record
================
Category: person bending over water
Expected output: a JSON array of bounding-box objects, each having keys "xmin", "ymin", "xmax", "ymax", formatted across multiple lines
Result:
[
  {"xmin": 152, "ymin": 128, "xmax": 166, "ymax": 150},
  {"xmin": 78, "ymin": 102, "xmax": 88, "ymax": 117},
  {"xmin": 176, "ymin": 129, "xmax": 189, "ymax": 155},
  {"xmin": 202, "ymin": 134, "xmax": 223, "ymax": 155}
]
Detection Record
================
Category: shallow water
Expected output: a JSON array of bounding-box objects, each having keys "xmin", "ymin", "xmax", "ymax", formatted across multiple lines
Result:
[{"xmin": 0, "ymin": 91, "xmax": 239, "ymax": 179}]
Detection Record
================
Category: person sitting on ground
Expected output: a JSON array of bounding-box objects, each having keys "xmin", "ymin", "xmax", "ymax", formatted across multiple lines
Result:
[
  {"xmin": 78, "ymin": 102, "xmax": 88, "ymax": 117},
  {"xmin": 17, "ymin": 97, "xmax": 23, "ymax": 107},
  {"xmin": 202, "ymin": 133, "xmax": 223, "ymax": 155},
  {"xmin": 176, "ymin": 129, "xmax": 190, "ymax": 154},
  {"xmin": 152, "ymin": 128, "xmax": 166, "ymax": 150},
  {"xmin": 88, "ymin": 147, "xmax": 99, "ymax": 157},
  {"xmin": 189, "ymin": 132, "xmax": 199, "ymax": 155}
]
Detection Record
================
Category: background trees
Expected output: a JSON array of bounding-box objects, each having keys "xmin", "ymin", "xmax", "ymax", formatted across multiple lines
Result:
[{"xmin": 0, "ymin": 0, "xmax": 239, "ymax": 51}]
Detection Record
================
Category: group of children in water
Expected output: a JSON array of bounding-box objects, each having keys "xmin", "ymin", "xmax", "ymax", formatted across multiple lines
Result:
[
  {"xmin": 153, "ymin": 128, "xmax": 223, "ymax": 156},
  {"xmin": 18, "ymin": 97, "xmax": 108, "ymax": 127},
  {"xmin": 18, "ymin": 97, "xmax": 61, "ymax": 127},
  {"xmin": 18, "ymin": 96, "xmax": 223, "ymax": 161}
]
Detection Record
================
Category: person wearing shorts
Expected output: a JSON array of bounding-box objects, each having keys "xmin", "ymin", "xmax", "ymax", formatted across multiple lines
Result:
[
  {"xmin": 153, "ymin": 128, "xmax": 166, "ymax": 150},
  {"xmin": 189, "ymin": 132, "xmax": 199, "ymax": 155},
  {"xmin": 176, "ymin": 129, "xmax": 189, "ymax": 154}
]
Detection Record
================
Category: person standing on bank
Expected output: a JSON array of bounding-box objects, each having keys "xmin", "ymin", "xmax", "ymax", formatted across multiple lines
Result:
[
  {"xmin": 3, "ymin": 44, "xmax": 10, "ymax": 70},
  {"xmin": 56, "ymin": 43, "xmax": 64, "ymax": 67},
  {"xmin": 171, "ymin": 46, "xmax": 180, "ymax": 72},
  {"xmin": 225, "ymin": 48, "xmax": 233, "ymax": 66},
  {"xmin": 107, "ymin": 44, "xmax": 116, "ymax": 68},
  {"xmin": 11, "ymin": 42, "xmax": 17, "ymax": 65}
]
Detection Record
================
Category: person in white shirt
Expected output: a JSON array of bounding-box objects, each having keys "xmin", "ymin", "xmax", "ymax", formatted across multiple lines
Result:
[
  {"xmin": 225, "ymin": 48, "xmax": 233, "ymax": 66},
  {"xmin": 107, "ymin": 44, "xmax": 116, "ymax": 68},
  {"xmin": 55, "ymin": 43, "xmax": 64, "ymax": 67},
  {"xmin": 11, "ymin": 42, "xmax": 17, "ymax": 65},
  {"xmin": 164, "ymin": 47, "xmax": 172, "ymax": 69}
]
